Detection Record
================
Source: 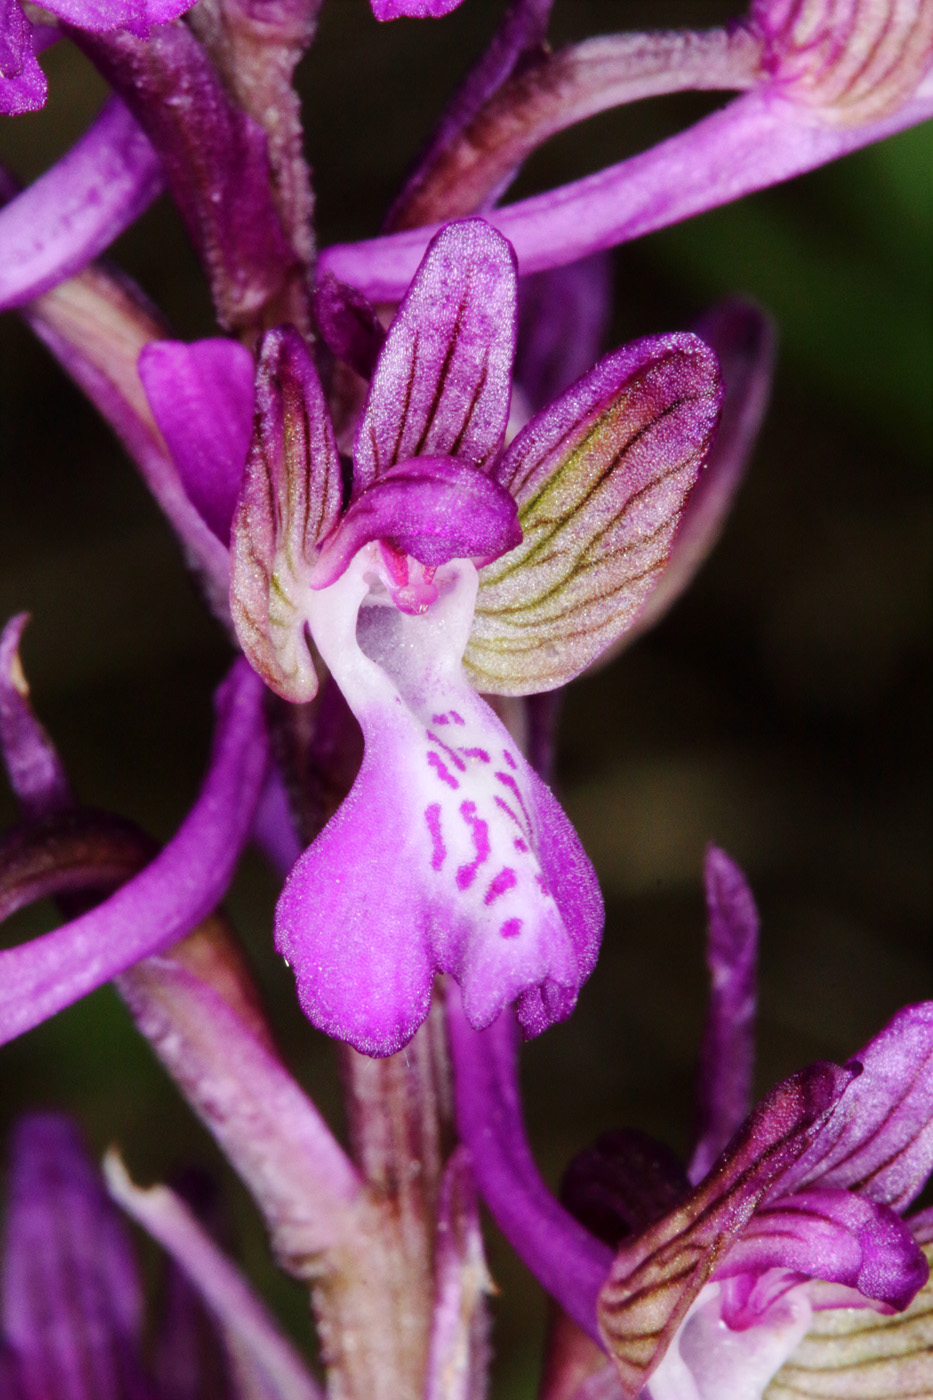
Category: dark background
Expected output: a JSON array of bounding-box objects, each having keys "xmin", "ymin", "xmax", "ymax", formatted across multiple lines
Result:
[{"xmin": 1, "ymin": 2, "xmax": 930, "ymax": 1393}]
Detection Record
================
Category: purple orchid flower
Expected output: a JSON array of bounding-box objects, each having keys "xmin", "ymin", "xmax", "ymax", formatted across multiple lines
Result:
[
  {"xmin": 448, "ymin": 848, "xmax": 933, "ymax": 1399},
  {"xmin": 226, "ymin": 217, "xmax": 722, "ymax": 1057},
  {"xmin": 0, "ymin": 0, "xmax": 196, "ymax": 115},
  {"xmin": 0, "ymin": 1113, "xmax": 322, "ymax": 1398},
  {"xmin": 321, "ymin": 0, "xmax": 933, "ymax": 298}
]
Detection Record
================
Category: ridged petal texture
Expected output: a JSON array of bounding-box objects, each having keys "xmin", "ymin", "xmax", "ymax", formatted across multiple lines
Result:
[
  {"xmin": 275, "ymin": 550, "xmax": 602, "ymax": 1056},
  {"xmin": 765, "ymin": 1241, "xmax": 933, "ymax": 1398},
  {"xmin": 751, "ymin": 0, "xmax": 933, "ymax": 123},
  {"xmin": 353, "ymin": 218, "xmax": 516, "ymax": 493},
  {"xmin": 465, "ymin": 333, "xmax": 722, "ymax": 694},
  {"xmin": 230, "ymin": 326, "xmax": 342, "ymax": 703}
]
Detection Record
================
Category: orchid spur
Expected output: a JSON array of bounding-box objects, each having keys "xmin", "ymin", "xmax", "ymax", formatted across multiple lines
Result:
[
  {"xmin": 449, "ymin": 849, "xmax": 933, "ymax": 1399},
  {"xmin": 226, "ymin": 216, "xmax": 723, "ymax": 1057}
]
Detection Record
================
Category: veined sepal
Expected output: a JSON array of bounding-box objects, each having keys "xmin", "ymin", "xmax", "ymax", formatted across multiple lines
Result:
[
  {"xmin": 230, "ymin": 325, "xmax": 342, "ymax": 703},
  {"xmin": 750, "ymin": 0, "xmax": 933, "ymax": 125},
  {"xmin": 465, "ymin": 332, "xmax": 722, "ymax": 694}
]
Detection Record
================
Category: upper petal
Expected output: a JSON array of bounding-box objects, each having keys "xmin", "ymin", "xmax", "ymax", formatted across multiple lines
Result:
[
  {"xmin": 310, "ymin": 456, "xmax": 521, "ymax": 588},
  {"xmin": 780, "ymin": 1002, "xmax": 933, "ymax": 1213},
  {"xmin": 352, "ymin": 219, "xmax": 517, "ymax": 493},
  {"xmin": 720, "ymin": 1188, "xmax": 928, "ymax": 1313}
]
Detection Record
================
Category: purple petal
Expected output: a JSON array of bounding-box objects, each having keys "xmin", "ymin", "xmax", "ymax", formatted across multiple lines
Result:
[
  {"xmin": 371, "ymin": 0, "xmax": 465, "ymax": 17},
  {"xmin": 447, "ymin": 995, "xmax": 613, "ymax": 1340},
  {"xmin": 0, "ymin": 614, "xmax": 73, "ymax": 821},
  {"xmin": 720, "ymin": 1188, "xmax": 928, "ymax": 1314},
  {"xmin": 387, "ymin": 0, "xmax": 553, "ymax": 228},
  {"xmin": 781, "ymin": 1002, "xmax": 933, "ymax": 1213},
  {"xmin": 275, "ymin": 552, "xmax": 602, "ymax": 1055},
  {"xmin": 0, "ymin": 660, "xmax": 268, "ymax": 1047},
  {"xmin": 139, "ymin": 339, "xmax": 255, "ymax": 545},
  {"xmin": 0, "ymin": 0, "xmax": 47, "ymax": 116},
  {"xmin": 1, "ymin": 1115, "xmax": 149, "ymax": 1400},
  {"xmin": 77, "ymin": 23, "xmax": 302, "ymax": 336},
  {"xmin": 0, "ymin": 97, "xmax": 162, "ymax": 309},
  {"xmin": 42, "ymin": 0, "xmax": 195, "ymax": 32},
  {"xmin": 515, "ymin": 253, "xmax": 613, "ymax": 413},
  {"xmin": 312, "ymin": 271, "xmax": 386, "ymax": 380},
  {"xmin": 24, "ymin": 266, "xmax": 231, "ymax": 618},
  {"xmin": 598, "ymin": 1062, "xmax": 856, "ymax": 1395},
  {"xmin": 230, "ymin": 325, "xmax": 341, "ymax": 703},
  {"xmin": 425, "ymin": 1147, "xmax": 490, "ymax": 1400},
  {"xmin": 466, "ymin": 333, "xmax": 722, "ymax": 694},
  {"xmin": 311, "ymin": 456, "xmax": 521, "ymax": 587},
  {"xmin": 104, "ymin": 1155, "xmax": 323, "ymax": 1399},
  {"xmin": 319, "ymin": 83, "xmax": 933, "ymax": 298},
  {"xmin": 689, "ymin": 846, "xmax": 760, "ymax": 1184},
  {"xmin": 623, "ymin": 300, "xmax": 776, "ymax": 648},
  {"xmin": 352, "ymin": 219, "xmax": 517, "ymax": 493}
]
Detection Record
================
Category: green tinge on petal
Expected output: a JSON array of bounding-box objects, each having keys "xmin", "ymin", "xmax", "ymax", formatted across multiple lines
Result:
[
  {"xmin": 230, "ymin": 327, "xmax": 342, "ymax": 703},
  {"xmin": 464, "ymin": 337, "xmax": 721, "ymax": 695},
  {"xmin": 765, "ymin": 1242, "xmax": 933, "ymax": 1399}
]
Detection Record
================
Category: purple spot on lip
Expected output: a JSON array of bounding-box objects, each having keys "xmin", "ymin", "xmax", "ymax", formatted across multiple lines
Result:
[
  {"xmin": 502, "ymin": 750, "xmax": 517, "ymax": 769},
  {"xmin": 495, "ymin": 770, "xmax": 533, "ymax": 835},
  {"xmin": 425, "ymin": 803, "xmax": 446, "ymax": 871},
  {"xmin": 495, "ymin": 794, "xmax": 524, "ymax": 832},
  {"xmin": 456, "ymin": 800, "xmax": 491, "ymax": 890},
  {"xmin": 428, "ymin": 731, "xmax": 467, "ymax": 772},
  {"xmin": 427, "ymin": 752, "xmax": 459, "ymax": 790},
  {"xmin": 433, "ymin": 710, "xmax": 466, "ymax": 726},
  {"xmin": 501, "ymin": 918, "xmax": 522, "ymax": 939},
  {"xmin": 460, "ymin": 747, "xmax": 491, "ymax": 763},
  {"xmin": 485, "ymin": 867, "xmax": 517, "ymax": 905},
  {"xmin": 513, "ymin": 837, "xmax": 529, "ymax": 853}
]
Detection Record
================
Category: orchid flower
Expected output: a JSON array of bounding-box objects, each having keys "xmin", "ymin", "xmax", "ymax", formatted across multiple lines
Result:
[
  {"xmin": 0, "ymin": 0, "xmax": 196, "ymax": 116},
  {"xmin": 322, "ymin": 0, "xmax": 933, "ymax": 298},
  {"xmin": 225, "ymin": 217, "xmax": 722, "ymax": 1056},
  {"xmin": 448, "ymin": 848, "xmax": 933, "ymax": 1399},
  {"xmin": 0, "ymin": 1113, "xmax": 323, "ymax": 1399}
]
